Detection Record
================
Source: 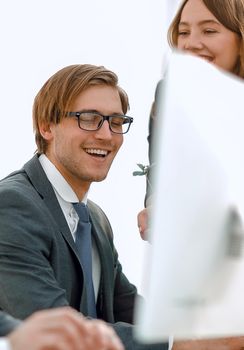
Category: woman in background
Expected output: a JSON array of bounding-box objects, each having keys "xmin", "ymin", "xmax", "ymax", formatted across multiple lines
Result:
[{"xmin": 138, "ymin": 0, "xmax": 244, "ymax": 240}]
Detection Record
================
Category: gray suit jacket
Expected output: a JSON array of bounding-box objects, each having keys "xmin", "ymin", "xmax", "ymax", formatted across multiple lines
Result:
[
  {"xmin": 0, "ymin": 312, "xmax": 20, "ymax": 337},
  {"xmin": 0, "ymin": 155, "xmax": 167, "ymax": 349}
]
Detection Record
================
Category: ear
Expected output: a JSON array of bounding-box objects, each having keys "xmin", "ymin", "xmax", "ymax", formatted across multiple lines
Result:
[{"xmin": 39, "ymin": 122, "xmax": 54, "ymax": 141}]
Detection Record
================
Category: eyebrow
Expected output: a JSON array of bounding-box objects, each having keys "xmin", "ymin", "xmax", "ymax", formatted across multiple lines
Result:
[
  {"xmin": 76, "ymin": 109, "xmax": 124, "ymax": 116},
  {"xmin": 178, "ymin": 19, "xmax": 221, "ymax": 27},
  {"xmin": 77, "ymin": 109, "xmax": 99, "ymax": 113}
]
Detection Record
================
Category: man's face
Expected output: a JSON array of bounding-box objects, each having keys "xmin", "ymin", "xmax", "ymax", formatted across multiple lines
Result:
[{"xmin": 43, "ymin": 85, "xmax": 124, "ymax": 196}]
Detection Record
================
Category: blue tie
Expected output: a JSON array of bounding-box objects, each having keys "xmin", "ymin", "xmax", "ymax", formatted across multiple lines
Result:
[{"xmin": 73, "ymin": 202, "xmax": 97, "ymax": 318}]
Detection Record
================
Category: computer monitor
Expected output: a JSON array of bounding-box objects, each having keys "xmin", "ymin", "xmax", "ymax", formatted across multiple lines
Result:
[{"xmin": 134, "ymin": 52, "xmax": 244, "ymax": 343}]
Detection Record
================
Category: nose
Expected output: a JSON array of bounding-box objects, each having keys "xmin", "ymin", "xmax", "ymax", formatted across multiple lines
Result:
[
  {"xmin": 183, "ymin": 33, "xmax": 204, "ymax": 51},
  {"xmin": 94, "ymin": 120, "xmax": 113, "ymax": 140}
]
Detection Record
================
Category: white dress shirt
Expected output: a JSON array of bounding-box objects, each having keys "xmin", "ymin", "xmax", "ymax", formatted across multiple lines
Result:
[
  {"xmin": 0, "ymin": 339, "xmax": 10, "ymax": 350},
  {"xmin": 39, "ymin": 154, "xmax": 101, "ymax": 299}
]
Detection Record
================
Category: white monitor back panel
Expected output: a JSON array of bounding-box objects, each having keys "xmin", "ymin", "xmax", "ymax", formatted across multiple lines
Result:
[{"xmin": 135, "ymin": 53, "xmax": 244, "ymax": 343}]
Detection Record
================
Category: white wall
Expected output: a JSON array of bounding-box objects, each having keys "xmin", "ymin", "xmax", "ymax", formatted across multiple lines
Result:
[{"xmin": 0, "ymin": 0, "xmax": 180, "ymax": 293}]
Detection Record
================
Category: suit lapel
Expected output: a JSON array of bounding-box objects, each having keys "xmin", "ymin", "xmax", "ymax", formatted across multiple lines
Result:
[
  {"xmin": 23, "ymin": 155, "xmax": 78, "ymax": 255},
  {"xmin": 88, "ymin": 201, "xmax": 115, "ymax": 321}
]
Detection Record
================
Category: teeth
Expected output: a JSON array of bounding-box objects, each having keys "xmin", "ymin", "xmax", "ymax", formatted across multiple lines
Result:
[
  {"xmin": 85, "ymin": 148, "xmax": 108, "ymax": 156},
  {"xmin": 199, "ymin": 55, "xmax": 213, "ymax": 62}
]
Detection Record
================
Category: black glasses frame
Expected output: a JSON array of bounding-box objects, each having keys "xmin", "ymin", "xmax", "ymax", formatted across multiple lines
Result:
[{"xmin": 67, "ymin": 111, "xmax": 133, "ymax": 134}]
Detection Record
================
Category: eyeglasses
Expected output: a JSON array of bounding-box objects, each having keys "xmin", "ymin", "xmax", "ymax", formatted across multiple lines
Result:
[{"xmin": 66, "ymin": 111, "xmax": 133, "ymax": 134}]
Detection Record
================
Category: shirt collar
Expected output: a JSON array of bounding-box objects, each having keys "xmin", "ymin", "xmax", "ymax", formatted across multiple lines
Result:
[{"xmin": 38, "ymin": 154, "xmax": 88, "ymax": 204}]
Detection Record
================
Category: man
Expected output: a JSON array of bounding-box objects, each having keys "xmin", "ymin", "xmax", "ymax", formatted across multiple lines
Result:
[
  {"xmin": 0, "ymin": 308, "xmax": 123, "ymax": 350},
  {"xmin": 0, "ymin": 64, "xmax": 166, "ymax": 349}
]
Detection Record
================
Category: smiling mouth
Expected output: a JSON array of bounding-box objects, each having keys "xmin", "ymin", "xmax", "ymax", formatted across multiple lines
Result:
[
  {"xmin": 84, "ymin": 148, "xmax": 110, "ymax": 158},
  {"xmin": 199, "ymin": 55, "xmax": 214, "ymax": 62}
]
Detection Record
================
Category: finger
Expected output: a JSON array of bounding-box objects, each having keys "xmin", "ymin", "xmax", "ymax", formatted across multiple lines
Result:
[
  {"xmin": 30, "ymin": 308, "xmax": 89, "ymax": 350},
  {"xmin": 83, "ymin": 320, "xmax": 124, "ymax": 350}
]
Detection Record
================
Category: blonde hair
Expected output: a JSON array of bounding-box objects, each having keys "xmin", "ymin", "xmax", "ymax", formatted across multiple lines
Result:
[
  {"xmin": 168, "ymin": 0, "xmax": 244, "ymax": 78},
  {"xmin": 33, "ymin": 64, "xmax": 129, "ymax": 154}
]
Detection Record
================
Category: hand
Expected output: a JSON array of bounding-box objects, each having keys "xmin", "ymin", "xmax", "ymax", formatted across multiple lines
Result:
[
  {"xmin": 172, "ymin": 337, "xmax": 244, "ymax": 350},
  {"xmin": 137, "ymin": 208, "xmax": 149, "ymax": 241},
  {"xmin": 8, "ymin": 307, "xmax": 124, "ymax": 350}
]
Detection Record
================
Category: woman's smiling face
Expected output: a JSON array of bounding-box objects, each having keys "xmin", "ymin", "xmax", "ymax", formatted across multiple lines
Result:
[{"xmin": 177, "ymin": 0, "xmax": 241, "ymax": 74}]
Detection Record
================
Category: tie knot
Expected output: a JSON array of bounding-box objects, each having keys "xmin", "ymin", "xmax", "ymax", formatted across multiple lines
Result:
[{"xmin": 73, "ymin": 202, "xmax": 90, "ymax": 223}]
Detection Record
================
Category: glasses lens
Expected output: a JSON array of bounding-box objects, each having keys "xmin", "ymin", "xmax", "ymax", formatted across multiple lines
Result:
[
  {"xmin": 109, "ymin": 116, "xmax": 131, "ymax": 134},
  {"xmin": 78, "ymin": 113, "xmax": 103, "ymax": 131}
]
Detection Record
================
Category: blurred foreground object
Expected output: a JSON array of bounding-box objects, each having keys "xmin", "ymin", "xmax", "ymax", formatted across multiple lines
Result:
[{"xmin": 135, "ymin": 52, "xmax": 244, "ymax": 343}]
